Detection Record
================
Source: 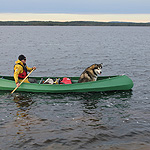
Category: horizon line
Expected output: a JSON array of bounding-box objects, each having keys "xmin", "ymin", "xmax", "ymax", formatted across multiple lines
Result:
[{"xmin": 0, "ymin": 20, "xmax": 150, "ymax": 24}]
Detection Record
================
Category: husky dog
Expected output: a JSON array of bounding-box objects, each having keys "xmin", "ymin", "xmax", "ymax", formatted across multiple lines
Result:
[{"xmin": 78, "ymin": 64, "xmax": 103, "ymax": 83}]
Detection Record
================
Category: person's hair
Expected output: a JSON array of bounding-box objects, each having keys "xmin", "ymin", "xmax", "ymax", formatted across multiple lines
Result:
[{"xmin": 18, "ymin": 55, "xmax": 26, "ymax": 61}]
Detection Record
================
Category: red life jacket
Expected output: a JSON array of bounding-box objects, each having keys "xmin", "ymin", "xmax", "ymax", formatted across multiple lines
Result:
[
  {"xmin": 18, "ymin": 69, "xmax": 27, "ymax": 79},
  {"xmin": 15, "ymin": 63, "xmax": 27, "ymax": 79}
]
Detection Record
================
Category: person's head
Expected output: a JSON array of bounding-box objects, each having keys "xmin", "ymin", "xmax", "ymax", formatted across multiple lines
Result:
[{"xmin": 18, "ymin": 54, "xmax": 26, "ymax": 63}]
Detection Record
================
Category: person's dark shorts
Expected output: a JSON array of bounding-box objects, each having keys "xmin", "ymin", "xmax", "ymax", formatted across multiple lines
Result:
[{"xmin": 28, "ymin": 78, "xmax": 37, "ymax": 83}]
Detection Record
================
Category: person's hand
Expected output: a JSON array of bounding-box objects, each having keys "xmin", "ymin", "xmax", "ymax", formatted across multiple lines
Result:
[
  {"xmin": 32, "ymin": 66, "xmax": 36, "ymax": 70},
  {"xmin": 16, "ymin": 82, "xmax": 20, "ymax": 87}
]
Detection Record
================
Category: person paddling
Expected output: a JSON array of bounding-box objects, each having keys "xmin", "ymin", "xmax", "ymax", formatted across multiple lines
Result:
[{"xmin": 14, "ymin": 55, "xmax": 36, "ymax": 87}]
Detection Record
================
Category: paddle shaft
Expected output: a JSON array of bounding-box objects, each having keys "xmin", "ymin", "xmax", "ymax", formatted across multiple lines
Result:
[{"xmin": 11, "ymin": 69, "xmax": 35, "ymax": 94}]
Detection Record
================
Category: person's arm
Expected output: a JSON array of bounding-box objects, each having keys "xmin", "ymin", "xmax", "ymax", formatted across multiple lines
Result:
[{"xmin": 14, "ymin": 65, "xmax": 22, "ymax": 86}]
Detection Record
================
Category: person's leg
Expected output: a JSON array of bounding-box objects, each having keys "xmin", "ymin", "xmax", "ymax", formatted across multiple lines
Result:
[
  {"xmin": 28, "ymin": 78, "xmax": 37, "ymax": 83},
  {"xmin": 19, "ymin": 78, "xmax": 30, "ymax": 83}
]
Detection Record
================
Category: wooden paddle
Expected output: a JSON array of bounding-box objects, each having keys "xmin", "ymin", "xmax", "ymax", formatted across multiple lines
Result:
[{"xmin": 11, "ymin": 69, "xmax": 35, "ymax": 94}]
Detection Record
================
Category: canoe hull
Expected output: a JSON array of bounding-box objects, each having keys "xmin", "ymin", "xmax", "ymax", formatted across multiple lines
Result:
[{"xmin": 0, "ymin": 75, "xmax": 133, "ymax": 93}]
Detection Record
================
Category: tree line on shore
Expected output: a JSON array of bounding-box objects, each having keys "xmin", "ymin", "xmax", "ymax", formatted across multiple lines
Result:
[{"xmin": 0, "ymin": 21, "xmax": 150, "ymax": 26}]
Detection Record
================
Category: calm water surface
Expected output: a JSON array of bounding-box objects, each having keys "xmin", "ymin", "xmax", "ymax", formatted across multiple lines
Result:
[{"xmin": 0, "ymin": 26, "xmax": 150, "ymax": 150}]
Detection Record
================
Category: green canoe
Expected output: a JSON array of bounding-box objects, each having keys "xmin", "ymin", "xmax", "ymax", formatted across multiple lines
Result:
[{"xmin": 0, "ymin": 75, "xmax": 133, "ymax": 93}]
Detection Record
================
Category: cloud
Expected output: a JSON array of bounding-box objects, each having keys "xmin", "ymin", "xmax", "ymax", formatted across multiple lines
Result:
[{"xmin": 0, "ymin": 0, "xmax": 150, "ymax": 14}]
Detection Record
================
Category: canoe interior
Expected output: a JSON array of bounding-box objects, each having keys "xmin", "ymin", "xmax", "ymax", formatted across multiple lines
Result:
[{"xmin": 0, "ymin": 75, "xmax": 117, "ymax": 84}]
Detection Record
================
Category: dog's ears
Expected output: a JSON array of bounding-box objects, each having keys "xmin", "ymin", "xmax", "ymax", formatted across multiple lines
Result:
[{"xmin": 98, "ymin": 63, "xmax": 103, "ymax": 68}]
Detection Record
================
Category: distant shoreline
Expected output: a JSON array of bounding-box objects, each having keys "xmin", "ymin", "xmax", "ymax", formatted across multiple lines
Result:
[{"xmin": 0, "ymin": 21, "xmax": 150, "ymax": 26}]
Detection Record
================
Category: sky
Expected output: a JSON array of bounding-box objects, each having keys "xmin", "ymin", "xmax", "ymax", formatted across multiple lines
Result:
[{"xmin": 0, "ymin": 0, "xmax": 150, "ymax": 22}]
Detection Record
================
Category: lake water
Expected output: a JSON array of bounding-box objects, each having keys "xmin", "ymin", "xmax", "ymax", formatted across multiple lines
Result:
[{"xmin": 0, "ymin": 26, "xmax": 150, "ymax": 150}]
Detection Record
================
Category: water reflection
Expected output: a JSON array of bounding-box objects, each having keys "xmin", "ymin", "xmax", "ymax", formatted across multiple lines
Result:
[
  {"xmin": 13, "ymin": 93, "xmax": 34, "ymax": 111},
  {"xmin": 0, "ymin": 90, "xmax": 134, "ymax": 149},
  {"xmin": 81, "ymin": 91, "xmax": 133, "ymax": 110},
  {"xmin": 79, "ymin": 91, "xmax": 133, "ymax": 129},
  {"xmin": 12, "ymin": 93, "xmax": 43, "ymax": 135}
]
